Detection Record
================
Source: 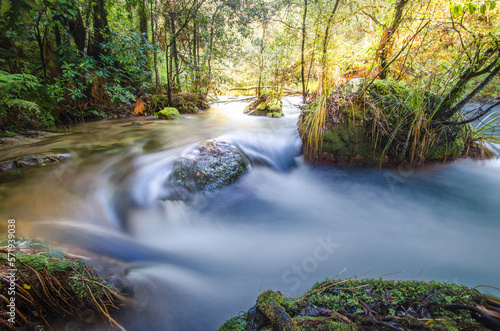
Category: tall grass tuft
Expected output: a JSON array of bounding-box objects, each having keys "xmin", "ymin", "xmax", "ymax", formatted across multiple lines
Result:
[
  {"xmin": 300, "ymin": 67, "xmax": 337, "ymax": 161},
  {"xmin": 466, "ymin": 113, "xmax": 500, "ymax": 159}
]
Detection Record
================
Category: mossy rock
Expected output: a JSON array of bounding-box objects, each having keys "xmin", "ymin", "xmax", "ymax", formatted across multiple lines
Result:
[
  {"xmin": 299, "ymin": 79, "xmax": 477, "ymax": 166},
  {"xmin": 0, "ymin": 240, "xmax": 132, "ymax": 329},
  {"xmin": 166, "ymin": 139, "xmax": 250, "ymax": 200},
  {"xmin": 157, "ymin": 107, "xmax": 181, "ymax": 120},
  {"xmin": 218, "ymin": 279, "xmax": 497, "ymax": 330},
  {"xmin": 244, "ymin": 95, "xmax": 283, "ymax": 117}
]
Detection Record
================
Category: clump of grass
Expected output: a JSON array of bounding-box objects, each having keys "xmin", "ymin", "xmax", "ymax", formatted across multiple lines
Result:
[
  {"xmin": 300, "ymin": 78, "xmax": 478, "ymax": 166},
  {"xmin": 466, "ymin": 113, "xmax": 500, "ymax": 159}
]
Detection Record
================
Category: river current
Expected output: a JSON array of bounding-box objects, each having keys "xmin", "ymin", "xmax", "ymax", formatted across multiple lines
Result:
[{"xmin": 0, "ymin": 97, "xmax": 499, "ymax": 330}]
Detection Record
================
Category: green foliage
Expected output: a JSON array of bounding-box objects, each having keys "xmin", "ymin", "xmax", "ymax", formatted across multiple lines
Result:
[
  {"xmin": 0, "ymin": 70, "xmax": 55, "ymax": 130},
  {"xmin": 217, "ymin": 315, "xmax": 247, "ymax": 331},
  {"xmin": 0, "ymin": 70, "xmax": 40, "ymax": 98},
  {"xmin": 451, "ymin": 1, "xmax": 496, "ymax": 17}
]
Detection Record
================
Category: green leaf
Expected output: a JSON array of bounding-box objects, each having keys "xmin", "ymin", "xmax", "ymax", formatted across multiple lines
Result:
[
  {"xmin": 0, "ymin": 0, "xmax": 11, "ymax": 15},
  {"xmin": 468, "ymin": 3, "xmax": 476, "ymax": 14},
  {"xmin": 452, "ymin": 4, "xmax": 462, "ymax": 17},
  {"xmin": 480, "ymin": 3, "xmax": 487, "ymax": 14},
  {"xmin": 490, "ymin": 1, "xmax": 496, "ymax": 10}
]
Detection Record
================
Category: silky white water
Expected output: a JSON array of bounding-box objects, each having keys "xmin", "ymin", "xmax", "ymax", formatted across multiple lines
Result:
[{"xmin": 1, "ymin": 97, "xmax": 499, "ymax": 330}]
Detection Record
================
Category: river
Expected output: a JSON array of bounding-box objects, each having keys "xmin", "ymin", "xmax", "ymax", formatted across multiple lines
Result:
[{"xmin": 0, "ymin": 97, "xmax": 499, "ymax": 330}]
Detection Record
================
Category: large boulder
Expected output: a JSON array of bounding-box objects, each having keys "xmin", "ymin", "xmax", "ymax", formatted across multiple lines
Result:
[
  {"xmin": 244, "ymin": 94, "xmax": 283, "ymax": 118},
  {"xmin": 166, "ymin": 140, "xmax": 250, "ymax": 200}
]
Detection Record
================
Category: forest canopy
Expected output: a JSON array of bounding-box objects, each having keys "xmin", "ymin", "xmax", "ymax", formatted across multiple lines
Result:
[{"xmin": 0, "ymin": 0, "xmax": 498, "ymax": 132}]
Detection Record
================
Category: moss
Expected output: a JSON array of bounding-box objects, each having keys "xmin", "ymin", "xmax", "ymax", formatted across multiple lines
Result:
[
  {"xmin": 46, "ymin": 258, "xmax": 78, "ymax": 273},
  {"xmin": 427, "ymin": 113, "xmax": 472, "ymax": 160},
  {"xmin": 147, "ymin": 95, "xmax": 169, "ymax": 114},
  {"xmin": 294, "ymin": 316, "xmax": 356, "ymax": 330},
  {"xmin": 217, "ymin": 316, "xmax": 247, "ymax": 331},
  {"xmin": 244, "ymin": 95, "xmax": 283, "ymax": 117},
  {"xmin": 257, "ymin": 291, "xmax": 299, "ymax": 331},
  {"xmin": 17, "ymin": 254, "xmax": 49, "ymax": 271},
  {"xmin": 266, "ymin": 111, "xmax": 283, "ymax": 118},
  {"xmin": 157, "ymin": 107, "xmax": 181, "ymax": 120},
  {"xmin": 0, "ymin": 131, "xmax": 17, "ymax": 138}
]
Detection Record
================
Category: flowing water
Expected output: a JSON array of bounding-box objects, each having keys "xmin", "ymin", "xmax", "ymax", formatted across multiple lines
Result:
[{"xmin": 1, "ymin": 97, "xmax": 499, "ymax": 330}]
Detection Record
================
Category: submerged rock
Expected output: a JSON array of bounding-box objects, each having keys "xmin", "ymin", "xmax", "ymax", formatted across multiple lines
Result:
[
  {"xmin": 218, "ymin": 279, "xmax": 499, "ymax": 330},
  {"xmin": 166, "ymin": 140, "xmax": 250, "ymax": 199},
  {"xmin": 244, "ymin": 94, "xmax": 283, "ymax": 118},
  {"xmin": 0, "ymin": 153, "xmax": 71, "ymax": 170}
]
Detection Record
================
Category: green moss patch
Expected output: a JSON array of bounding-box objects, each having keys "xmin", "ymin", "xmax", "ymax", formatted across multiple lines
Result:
[
  {"xmin": 157, "ymin": 107, "xmax": 181, "ymax": 120},
  {"xmin": 244, "ymin": 94, "xmax": 284, "ymax": 117}
]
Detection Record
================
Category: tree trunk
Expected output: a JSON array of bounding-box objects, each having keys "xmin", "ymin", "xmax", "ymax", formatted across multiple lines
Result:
[
  {"xmin": 435, "ymin": 61, "xmax": 500, "ymax": 121},
  {"xmin": 170, "ymin": 13, "xmax": 181, "ymax": 91},
  {"xmin": 139, "ymin": 0, "xmax": 148, "ymax": 38},
  {"xmin": 257, "ymin": 23, "xmax": 267, "ymax": 98},
  {"xmin": 151, "ymin": 0, "xmax": 162, "ymax": 94},
  {"xmin": 379, "ymin": 0, "xmax": 409, "ymax": 80},
  {"xmin": 165, "ymin": 21, "xmax": 172, "ymax": 105},
  {"xmin": 90, "ymin": 0, "xmax": 109, "ymax": 60},
  {"xmin": 301, "ymin": 0, "xmax": 308, "ymax": 103},
  {"xmin": 322, "ymin": 0, "xmax": 340, "ymax": 66}
]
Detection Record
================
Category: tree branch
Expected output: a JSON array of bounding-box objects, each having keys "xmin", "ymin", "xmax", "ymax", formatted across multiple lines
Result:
[
  {"xmin": 443, "ymin": 101, "xmax": 500, "ymax": 126},
  {"xmin": 438, "ymin": 61, "xmax": 500, "ymax": 120}
]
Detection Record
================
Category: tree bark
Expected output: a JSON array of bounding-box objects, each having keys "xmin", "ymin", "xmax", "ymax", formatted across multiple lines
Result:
[
  {"xmin": 379, "ymin": 0, "xmax": 409, "ymax": 80},
  {"xmin": 322, "ymin": 0, "xmax": 341, "ymax": 66},
  {"xmin": 436, "ymin": 61, "xmax": 500, "ymax": 121},
  {"xmin": 151, "ymin": 0, "xmax": 162, "ymax": 94},
  {"xmin": 139, "ymin": 0, "xmax": 148, "ymax": 38},
  {"xmin": 301, "ymin": 0, "xmax": 308, "ymax": 103},
  {"xmin": 90, "ymin": 0, "xmax": 109, "ymax": 60}
]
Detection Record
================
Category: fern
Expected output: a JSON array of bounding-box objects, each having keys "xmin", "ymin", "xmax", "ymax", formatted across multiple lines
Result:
[
  {"xmin": 5, "ymin": 99, "xmax": 41, "ymax": 113},
  {"xmin": 0, "ymin": 70, "xmax": 40, "ymax": 99}
]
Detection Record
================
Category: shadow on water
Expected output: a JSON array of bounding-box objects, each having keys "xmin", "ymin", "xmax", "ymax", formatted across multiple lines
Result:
[{"xmin": 1, "ymin": 98, "xmax": 500, "ymax": 330}]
